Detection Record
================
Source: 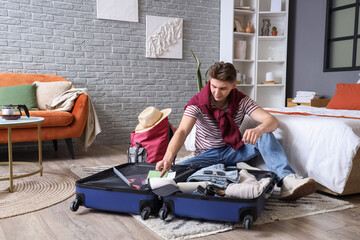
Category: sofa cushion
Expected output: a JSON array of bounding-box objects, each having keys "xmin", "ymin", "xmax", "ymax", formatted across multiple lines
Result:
[
  {"xmin": 0, "ymin": 84, "xmax": 38, "ymax": 109},
  {"xmin": 0, "ymin": 110, "xmax": 73, "ymax": 127},
  {"xmin": 34, "ymin": 81, "xmax": 74, "ymax": 110},
  {"xmin": 28, "ymin": 110, "xmax": 74, "ymax": 127}
]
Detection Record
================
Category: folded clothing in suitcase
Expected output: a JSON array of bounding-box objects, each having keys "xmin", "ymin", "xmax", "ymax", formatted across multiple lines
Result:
[{"xmin": 158, "ymin": 168, "xmax": 277, "ymax": 229}]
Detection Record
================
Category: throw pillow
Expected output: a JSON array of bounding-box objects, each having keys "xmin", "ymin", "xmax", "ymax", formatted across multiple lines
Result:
[
  {"xmin": 34, "ymin": 81, "xmax": 73, "ymax": 110},
  {"xmin": 326, "ymin": 83, "xmax": 360, "ymax": 110},
  {"xmin": 0, "ymin": 84, "xmax": 38, "ymax": 110}
]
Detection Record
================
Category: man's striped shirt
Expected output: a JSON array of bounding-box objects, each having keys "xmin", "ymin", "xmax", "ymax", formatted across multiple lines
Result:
[{"xmin": 184, "ymin": 95, "xmax": 259, "ymax": 155}]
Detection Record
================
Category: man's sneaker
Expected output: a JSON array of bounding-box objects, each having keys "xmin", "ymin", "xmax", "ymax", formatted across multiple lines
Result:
[{"xmin": 279, "ymin": 174, "xmax": 317, "ymax": 201}]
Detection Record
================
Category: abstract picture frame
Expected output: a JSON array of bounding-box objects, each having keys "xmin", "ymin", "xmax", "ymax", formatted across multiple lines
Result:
[
  {"xmin": 146, "ymin": 15, "xmax": 183, "ymax": 59},
  {"xmin": 234, "ymin": 18, "xmax": 245, "ymax": 33}
]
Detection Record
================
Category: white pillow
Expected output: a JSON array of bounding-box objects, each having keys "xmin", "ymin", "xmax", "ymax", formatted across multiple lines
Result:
[{"xmin": 34, "ymin": 81, "xmax": 73, "ymax": 110}]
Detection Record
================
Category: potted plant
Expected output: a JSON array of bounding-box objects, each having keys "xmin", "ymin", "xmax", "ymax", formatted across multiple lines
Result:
[{"xmin": 272, "ymin": 26, "xmax": 278, "ymax": 36}]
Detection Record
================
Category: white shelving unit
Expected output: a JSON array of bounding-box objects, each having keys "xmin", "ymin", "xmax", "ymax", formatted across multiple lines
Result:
[{"xmin": 220, "ymin": 0, "xmax": 289, "ymax": 107}]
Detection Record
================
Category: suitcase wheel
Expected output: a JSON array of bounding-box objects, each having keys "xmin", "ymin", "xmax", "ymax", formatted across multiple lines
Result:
[
  {"xmin": 159, "ymin": 206, "xmax": 169, "ymax": 220},
  {"xmin": 70, "ymin": 198, "xmax": 81, "ymax": 212},
  {"xmin": 141, "ymin": 206, "xmax": 152, "ymax": 220},
  {"xmin": 243, "ymin": 215, "xmax": 253, "ymax": 230}
]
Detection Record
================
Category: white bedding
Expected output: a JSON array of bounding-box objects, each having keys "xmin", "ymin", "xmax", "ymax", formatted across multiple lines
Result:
[{"xmin": 257, "ymin": 106, "xmax": 360, "ymax": 194}]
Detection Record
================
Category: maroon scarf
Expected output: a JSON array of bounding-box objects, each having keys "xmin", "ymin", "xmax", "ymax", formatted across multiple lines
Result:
[{"xmin": 185, "ymin": 82, "xmax": 246, "ymax": 150}]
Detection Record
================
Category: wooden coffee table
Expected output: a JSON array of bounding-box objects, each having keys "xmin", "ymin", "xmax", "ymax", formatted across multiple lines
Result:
[{"xmin": 0, "ymin": 116, "xmax": 44, "ymax": 192}]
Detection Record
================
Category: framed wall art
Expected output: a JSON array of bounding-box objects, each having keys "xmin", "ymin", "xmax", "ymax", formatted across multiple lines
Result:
[
  {"xmin": 97, "ymin": 0, "xmax": 138, "ymax": 22},
  {"xmin": 146, "ymin": 15, "xmax": 183, "ymax": 59}
]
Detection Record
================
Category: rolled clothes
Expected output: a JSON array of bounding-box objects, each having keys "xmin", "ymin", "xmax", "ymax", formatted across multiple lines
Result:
[
  {"xmin": 177, "ymin": 181, "xmax": 211, "ymax": 194},
  {"xmin": 225, "ymin": 169, "xmax": 271, "ymax": 199}
]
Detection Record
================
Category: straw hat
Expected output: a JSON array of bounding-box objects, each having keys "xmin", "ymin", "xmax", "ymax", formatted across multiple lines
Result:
[{"xmin": 135, "ymin": 106, "xmax": 171, "ymax": 133}]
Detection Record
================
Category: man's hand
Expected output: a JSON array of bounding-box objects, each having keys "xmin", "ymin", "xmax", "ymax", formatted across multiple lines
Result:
[
  {"xmin": 155, "ymin": 115, "xmax": 196, "ymax": 177},
  {"xmin": 155, "ymin": 159, "xmax": 172, "ymax": 177},
  {"xmin": 244, "ymin": 108, "xmax": 279, "ymax": 145},
  {"xmin": 242, "ymin": 127, "xmax": 264, "ymax": 145}
]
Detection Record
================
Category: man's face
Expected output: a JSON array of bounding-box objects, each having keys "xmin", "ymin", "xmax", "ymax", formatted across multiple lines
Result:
[{"xmin": 209, "ymin": 78, "xmax": 236, "ymax": 103}]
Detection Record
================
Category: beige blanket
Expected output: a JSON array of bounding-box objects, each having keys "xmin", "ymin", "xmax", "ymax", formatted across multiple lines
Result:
[{"xmin": 46, "ymin": 88, "xmax": 101, "ymax": 151}]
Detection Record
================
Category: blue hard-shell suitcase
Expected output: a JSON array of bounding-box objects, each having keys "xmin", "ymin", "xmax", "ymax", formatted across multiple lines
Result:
[
  {"xmin": 159, "ymin": 169, "xmax": 277, "ymax": 230},
  {"xmin": 70, "ymin": 163, "xmax": 276, "ymax": 229},
  {"xmin": 70, "ymin": 163, "xmax": 196, "ymax": 220}
]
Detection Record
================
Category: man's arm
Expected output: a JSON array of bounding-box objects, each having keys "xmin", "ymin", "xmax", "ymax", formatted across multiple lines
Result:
[
  {"xmin": 156, "ymin": 115, "xmax": 196, "ymax": 176},
  {"xmin": 242, "ymin": 107, "xmax": 278, "ymax": 145}
]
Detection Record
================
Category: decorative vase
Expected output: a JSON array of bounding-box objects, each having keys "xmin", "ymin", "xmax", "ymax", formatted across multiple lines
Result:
[
  {"xmin": 261, "ymin": 19, "xmax": 271, "ymax": 36},
  {"xmin": 234, "ymin": 40, "xmax": 246, "ymax": 59},
  {"xmin": 246, "ymin": 22, "xmax": 252, "ymax": 33}
]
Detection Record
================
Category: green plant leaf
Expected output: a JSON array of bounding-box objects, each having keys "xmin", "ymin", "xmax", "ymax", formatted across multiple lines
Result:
[
  {"xmin": 191, "ymin": 50, "xmax": 203, "ymax": 92},
  {"xmin": 197, "ymin": 62, "xmax": 203, "ymax": 92},
  {"xmin": 204, "ymin": 69, "xmax": 209, "ymax": 85},
  {"xmin": 191, "ymin": 50, "xmax": 200, "ymax": 67}
]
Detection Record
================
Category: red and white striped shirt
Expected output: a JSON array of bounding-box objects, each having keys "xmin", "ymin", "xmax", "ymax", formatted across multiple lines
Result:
[{"xmin": 184, "ymin": 95, "xmax": 259, "ymax": 155}]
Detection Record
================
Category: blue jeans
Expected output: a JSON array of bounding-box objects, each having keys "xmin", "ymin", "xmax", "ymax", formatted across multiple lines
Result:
[
  {"xmin": 187, "ymin": 164, "xmax": 239, "ymax": 189},
  {"xmin": 178, "ymin": 132, "xmax": 295, "ymax": 179}
]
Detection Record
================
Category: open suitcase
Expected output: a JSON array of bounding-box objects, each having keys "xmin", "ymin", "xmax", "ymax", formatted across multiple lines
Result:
[
  {"xmin": 159, "ymin": 169, "xmax": 277, "ymax": 229},
  {"xmin": 70, "ymin": 163, "xmax": 277, "ymax": 229},
  {"xmin": 70, "ymin": 163, "xmax": 196, "ymax": 220}
]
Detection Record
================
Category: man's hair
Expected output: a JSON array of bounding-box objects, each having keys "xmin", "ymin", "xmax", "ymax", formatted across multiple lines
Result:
[{"xmin": 208, "ymin": 62, "xmax": 237, "ymax": 82}]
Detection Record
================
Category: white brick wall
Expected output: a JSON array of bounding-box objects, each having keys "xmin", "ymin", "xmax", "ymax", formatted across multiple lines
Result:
[{"xmin": 0, "ymin": 0, "xmax": 220, "ymax": 150}]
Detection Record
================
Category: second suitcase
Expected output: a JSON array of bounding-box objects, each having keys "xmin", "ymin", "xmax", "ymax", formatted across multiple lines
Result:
[{"xmin": 158, "ymin": 169, "xmax": 277, "ymax": 230}]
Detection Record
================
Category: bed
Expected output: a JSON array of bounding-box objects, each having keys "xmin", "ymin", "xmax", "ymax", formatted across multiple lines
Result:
[
  {"xmin": 250, "ymin": 106, "xmax": 360, "ymax": 196},
  {"xmin": 187, "ymin": 108, "xmax": 360, "ymax": 195},
  {"xmin": 245, "ymin": 83, "xmax": 360, "ymax": 195}
]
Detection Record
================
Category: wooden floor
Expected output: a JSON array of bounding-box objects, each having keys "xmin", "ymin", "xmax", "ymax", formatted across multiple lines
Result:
[{"xmin": 0, "ymin": 145, "xmax": 359, "ymax": 240}]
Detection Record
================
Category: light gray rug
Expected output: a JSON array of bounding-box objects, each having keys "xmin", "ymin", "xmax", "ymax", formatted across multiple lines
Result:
[{"xmin": 70, "ymin": 164, "xmax": 355, "ymax": 240}]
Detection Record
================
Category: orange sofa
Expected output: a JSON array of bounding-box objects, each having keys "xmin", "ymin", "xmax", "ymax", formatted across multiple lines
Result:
[{"xmin": 0, "ymin": 73, "xmax": 89, "ymax": 159}]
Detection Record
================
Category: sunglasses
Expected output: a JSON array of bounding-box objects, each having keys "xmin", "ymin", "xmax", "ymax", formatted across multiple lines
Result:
[{"xmin": 203, "ymin": 170, "xmax": 226, "ymax": 176}]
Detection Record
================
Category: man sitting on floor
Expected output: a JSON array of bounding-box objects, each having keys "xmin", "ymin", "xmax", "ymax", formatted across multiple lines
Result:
[{"xmin": 156, "ymin": 61, "xmax": 316, "ymax": 200}]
